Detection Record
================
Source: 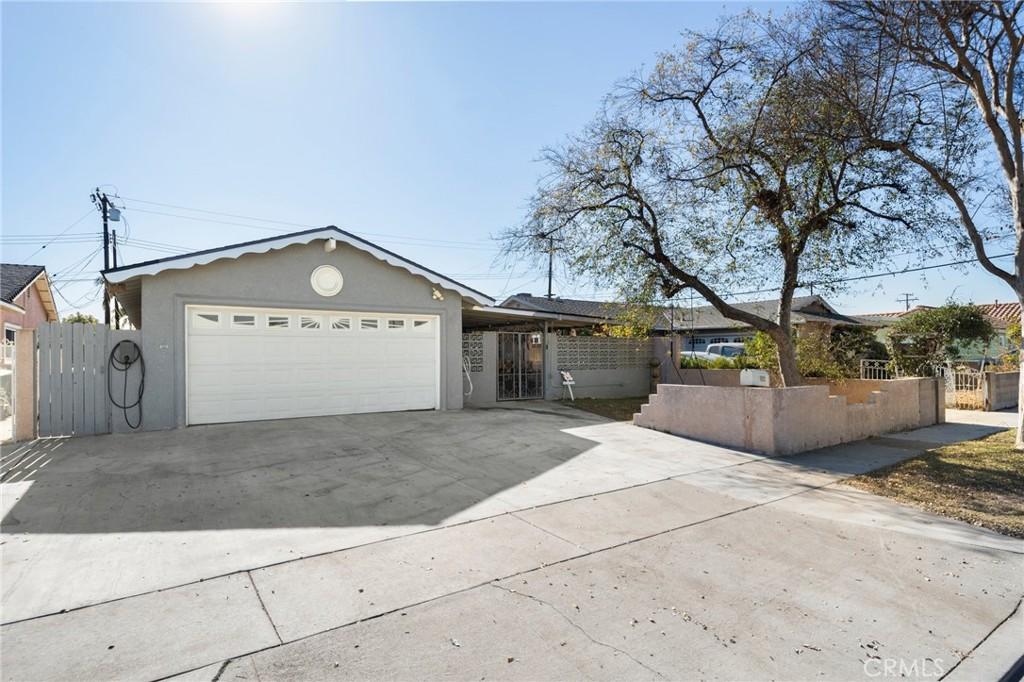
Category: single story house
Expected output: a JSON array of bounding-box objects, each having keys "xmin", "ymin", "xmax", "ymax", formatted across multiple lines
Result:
[
  {"xmin": 102, "ymin": 227, "xmax": 615, "ymax": 430},
  {"xmin": 501, "ymin": 293, "xmax": 866, "ymax": 351},
  {"xmin": 861, "ymin": 301, "xmax": 1022, "ymax": 362},
  {"xmin": 1, "ymin": 263, "xmax": 58, "ymax": 357}
]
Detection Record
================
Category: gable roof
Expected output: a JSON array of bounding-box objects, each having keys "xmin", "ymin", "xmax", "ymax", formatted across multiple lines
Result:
[
  {"xmin": 863, "ymin": 302, "xmax": 1021, "ymax": 329},
  {"xmin": 0, "ymin": 263, "xmax": 58, "ymax": 321},
  {"xmin": 103, "ymin": 226, "xmax": 494, "ymax": 306},
  {"xmin": 502, "ymin": 293, "xmax": 861, "ymax": 331},
  {"xmin": 1, "ymin": 264, "xmax": 46, "ymax": 304},
  {"xmin": 667, "ymin": 295, "xmax": 863, "ymax": 331}
]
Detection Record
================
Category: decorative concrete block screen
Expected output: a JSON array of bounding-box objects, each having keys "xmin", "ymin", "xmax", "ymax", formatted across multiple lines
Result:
[
  {"xmin": 462, "ymin": 332, "xmax": 484, "ymax": 373},
  {"xmin": 557, "ymin": 336, "xmax": 653, "ymax": 370}
]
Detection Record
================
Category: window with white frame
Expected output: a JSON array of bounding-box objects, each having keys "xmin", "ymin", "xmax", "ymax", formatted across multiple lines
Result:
[
  {"xmin": 300, "ymin": 315, "xmax": 322, "ymax": 330},
  {"xmin": 267, "ymin": 315, "xmax": 290, "ymax": 329},
  {"xmin": 232, "ymin": 314, "xmax": 256, "ymax": 328},
  {"xmin": 360, "ymin": 318, "xmax": 379, "ymax": 330},
  {"xmin": 331, "ymin": 317, "xmax": 351, "ymax": 330}
]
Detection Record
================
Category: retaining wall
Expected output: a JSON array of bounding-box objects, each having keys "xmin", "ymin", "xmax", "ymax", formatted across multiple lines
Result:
[
  {"xmin": 984, "ymin": 371, "xmax": 1019, "ymax": 411},
  {"xmin": 634, "ymin": 378, "xmax": 944, "ymax": 456}
]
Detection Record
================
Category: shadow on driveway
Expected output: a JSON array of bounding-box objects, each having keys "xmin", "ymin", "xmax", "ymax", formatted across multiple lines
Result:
[{"xmin": 1, "ymin": 405, "xmax": 603, "ymax": 535}]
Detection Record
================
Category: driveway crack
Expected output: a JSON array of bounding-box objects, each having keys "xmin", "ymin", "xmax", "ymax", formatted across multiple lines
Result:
[
  {"xmin": 247, "ymin": 572, "xmax": 283, "ymax": 645},
  {"xmin": 489, "ymin": 583, "xmax": 667, "ymax": 679},
  {"xmin": 939, "ymin": 595, "xmax": 1023, "ymax": 680}
]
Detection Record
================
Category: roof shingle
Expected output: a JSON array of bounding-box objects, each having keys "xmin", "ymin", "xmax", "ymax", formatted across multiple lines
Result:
[{"xmin": 0, "ymin": 264, "xmax": 45, "ymax": 304}]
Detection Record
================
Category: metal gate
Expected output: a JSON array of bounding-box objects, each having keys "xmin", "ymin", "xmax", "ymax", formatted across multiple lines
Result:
[
  {"xmin": 939, "ymin": 367, "xmax": 986, "ymax": 410},
  {"xmin": 497, "ymin": 332, "xmax": 544, "ymax": 401}
]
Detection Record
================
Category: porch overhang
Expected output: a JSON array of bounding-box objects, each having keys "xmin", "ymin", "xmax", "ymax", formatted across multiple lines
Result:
[{"xmin": 462, "ymin": 305, "xmax": 607, "ymax": 331}]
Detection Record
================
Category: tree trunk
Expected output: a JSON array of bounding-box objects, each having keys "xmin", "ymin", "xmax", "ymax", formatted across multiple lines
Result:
[
  {"xmin": 1017, "ymin": 295, "xmax": 1023, "ymax": 449},
  {"xmin": 771, "ymin": 329, "xmax": 802, "ymax": 387}
]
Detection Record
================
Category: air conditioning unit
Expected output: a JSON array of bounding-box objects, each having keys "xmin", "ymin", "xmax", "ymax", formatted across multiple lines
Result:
[{"xmin": 740, "ymin": 369, "xmax": 770, "ymax": 387}]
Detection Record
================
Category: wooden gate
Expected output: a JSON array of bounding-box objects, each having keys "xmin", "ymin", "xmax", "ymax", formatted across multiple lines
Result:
[{"xmin": 37, "ymin": 323, "xmax": 112, "ymax": 437}]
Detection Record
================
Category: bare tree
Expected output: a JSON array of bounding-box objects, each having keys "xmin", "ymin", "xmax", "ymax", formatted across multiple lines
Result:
[
  {"xmin": 503, "ymin": 11, "xmax": 922, "ymax": 386},
  {"xmin": 828, "ymin": 1, "xmax": 1024, "ymax": 443}
]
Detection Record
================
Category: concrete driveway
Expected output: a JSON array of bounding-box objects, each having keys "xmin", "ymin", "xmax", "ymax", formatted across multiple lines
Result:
[{"xmin": 1, "ymin": 403, "xmax": 1021, "ymax": 681}]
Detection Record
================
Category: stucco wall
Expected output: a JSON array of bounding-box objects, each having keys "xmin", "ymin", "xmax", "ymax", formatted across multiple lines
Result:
[
  {"xmin": 664, "ymin": 368, "xmax": 744, "ymax": 387},
  {"xmin": 561, "ymin": 367, "xmax": 652, "ymax": 399},
  {"xmin": 984, "ymin": 371, "xmax": 1019, "ymax": 410},
  {"xmin": 1, "ymin": 280, "xmax": 51, "ymax": 333},
  {"xmin": 635, "ymin": 378, "xmax": 944, "ymax": 455},
  {"xmin": 803, "ymin": 378, "xmax": 886, "ymax": 404},
  {"xmin": 138, "ymin": 241, "xmax": 463, "ymax": 430}
]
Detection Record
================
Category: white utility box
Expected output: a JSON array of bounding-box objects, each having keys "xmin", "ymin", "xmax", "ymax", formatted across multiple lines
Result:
[{"xmin": 739, "ymin": 369, "xmax": 771, "ymax": 387}]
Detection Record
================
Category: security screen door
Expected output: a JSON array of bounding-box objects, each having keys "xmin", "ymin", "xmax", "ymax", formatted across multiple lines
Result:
[{"xmin": 496, "ymin": 332, "xmax": 544, "ymax": 400}]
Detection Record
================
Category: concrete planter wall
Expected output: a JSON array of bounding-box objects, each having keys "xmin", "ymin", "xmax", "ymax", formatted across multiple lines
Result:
[
  {"xmin": 984, "ymin": 370, "xmax": 1019, "ymax": 410},
  {"xmin": 634, "ymin": 378, "xmax": 944, "ymax": 456}
]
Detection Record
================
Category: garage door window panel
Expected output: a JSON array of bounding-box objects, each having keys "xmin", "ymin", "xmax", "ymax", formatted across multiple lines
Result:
[
  {"xmin": 192, "ymin": 312, "xmax": 221, "ymax": 329},
  {"xmin": 231, "ymin": 314, "xmax": 256, "ymax": 328},
  {"xmin": 268, "ymin": 315, "xmax": 290, "ymax": 329}
]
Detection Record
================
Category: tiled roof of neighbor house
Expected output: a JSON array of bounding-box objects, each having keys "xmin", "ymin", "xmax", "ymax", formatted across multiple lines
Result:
[
  {"xmin": 976, "ymin": 302, "xmax": 1021, "ymax": 325},
  {"xmin": 862, "ymin": 302, "xmax": 1021, "ymax": 329},
  {"xmin": 1, "ymin": 264, "xmax": 46, "ymax": 304},
  {"xmin": 501, "ymin": 293, "xmax": 863, "ymax": 331}
]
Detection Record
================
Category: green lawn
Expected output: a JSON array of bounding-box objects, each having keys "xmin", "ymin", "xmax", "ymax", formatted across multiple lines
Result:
[
  {"xmin": 561, "ymin": 397, "xmax": 648, "ymax": 422},
  {"xmin": 845, "ymin": 429, "xmax": 1024, "ymax": 538}
]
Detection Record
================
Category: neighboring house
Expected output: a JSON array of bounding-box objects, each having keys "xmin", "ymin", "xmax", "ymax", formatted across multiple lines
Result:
[
  {"xmin": 502, "ymin": 293, "xmax": 865, "ymax": 351},
  {"xmin": 0, "ymin": 264, "xmax": 58, "ymax": 363},
  {"xmin": 102, "ymin": 227, "xmax": 606, "ymax": 430},
  {"xmin": 862, "ymin": 301, "xmax": 1022, "ymax": 362}
]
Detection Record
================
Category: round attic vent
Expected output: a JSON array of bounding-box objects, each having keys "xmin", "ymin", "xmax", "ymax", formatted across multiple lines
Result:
[{"xmin": 310, "ymin": 265, "xmax": 344, "ymax": 297}]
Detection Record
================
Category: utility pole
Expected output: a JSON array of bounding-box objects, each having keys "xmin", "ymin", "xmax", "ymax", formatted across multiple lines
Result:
[
  {"xmin": 897, "ymin": 293, "xmax": 919, "ymax": 311},
  {"xmin": 535, "ymin": 231, "xmax": 561, "ymax": 300},
  {"xmin": 111, "ymin": 229, "xmax": 120, "ymax": 329},
  {"xmin": 92, "ymin": 189, "xmax": 112, "ymax": 327}
]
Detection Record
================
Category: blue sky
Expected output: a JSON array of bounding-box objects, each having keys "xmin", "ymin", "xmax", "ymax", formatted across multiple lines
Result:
[{"xmin": 2, "ymin": 1, "xmax": 1015, "ymax": 319}]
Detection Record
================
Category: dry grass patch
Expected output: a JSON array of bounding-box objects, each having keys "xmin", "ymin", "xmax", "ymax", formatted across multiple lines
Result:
[
  {"xmin": 845, "ymin": 429, "xmax": 1024, "ymax": 538},
  {"xmin": 562, "ymin": 397, "xmax": 648, "ymax": 422}
]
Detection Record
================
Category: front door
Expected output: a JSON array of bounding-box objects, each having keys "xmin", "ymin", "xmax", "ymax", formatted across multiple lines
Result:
[{"xmin": 496, "ymin": 332, "xmax": 544, "ymax": 400}]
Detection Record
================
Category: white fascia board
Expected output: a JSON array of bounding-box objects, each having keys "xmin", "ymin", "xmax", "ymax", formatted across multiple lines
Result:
[
  {"xmin": 1, "ymin": 300, "xmax": 25, "ymax": 314},
  {"xmin": 104, "ymin": 228, "xmax": 495, "ymax": 306},
  {"xmin": 468, "ymin": 305, "xmax": 607, "ymax": 324}
]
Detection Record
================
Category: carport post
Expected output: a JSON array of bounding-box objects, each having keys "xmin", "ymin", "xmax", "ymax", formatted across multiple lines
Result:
[{"xmin": 13, "ymin": 329, "xmax": 37, "ymax": 442}]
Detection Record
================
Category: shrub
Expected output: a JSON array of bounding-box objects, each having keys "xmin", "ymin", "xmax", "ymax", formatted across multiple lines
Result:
[
  {"xmin": 744, "ymin": 325, "xmax": 887, "ymax": 381},
  {"xmin": 887, "ymin": 303, "xmax": 994, "ymax": 373}
]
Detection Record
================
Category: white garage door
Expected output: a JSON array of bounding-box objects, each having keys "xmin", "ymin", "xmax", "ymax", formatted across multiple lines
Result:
[{"xmin": 186, "ymin": 305, "xmax": 440, "ymax": 425}]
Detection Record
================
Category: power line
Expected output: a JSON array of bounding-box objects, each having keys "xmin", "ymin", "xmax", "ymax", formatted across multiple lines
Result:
[
  {"xmin": 18, "ymin": 209, "xmax": 95, "ymax": 261},
  {"xmin": 120, "ymin": 199, "xmax": 496, "ymax": 248}
]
